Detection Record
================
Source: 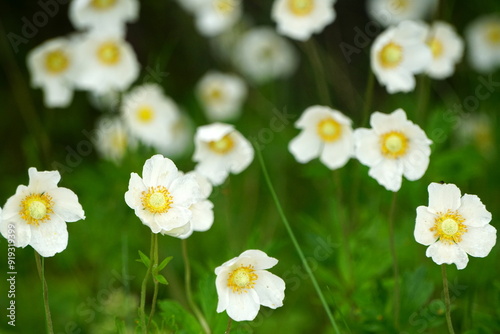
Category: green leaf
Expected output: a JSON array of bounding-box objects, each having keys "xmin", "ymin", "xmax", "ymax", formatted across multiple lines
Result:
[
  {"xmin": 155, "ymin": 274, "xmax": 169, "ymax": 285},
  {"xmin": 158, "ymin": 256, "xmax": 173, "ymax": 271},
  {"xmin": 159, "ymin": 299, "xmax": 204, "ymax": 333},
  {"xmin": 137, "ymin": 250, "xmax": 151, "ymax": 268}
]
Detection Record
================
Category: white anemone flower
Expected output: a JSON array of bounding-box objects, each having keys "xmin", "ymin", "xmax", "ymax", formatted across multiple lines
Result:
[
  {"xmin": 121, "ymin": 84, "xmax": 180, "ymax": 153},
  {"xmin": 215, "ymin": 249, "xmax": 286, "ymax": 321},
  {"xmin": 27, "ymin": 37, "xmax": 77, "ymax": 108},
  {"xmin": 0, "ymin": 168, "xmax": 85, "ymax": 257},
  {"xmin": 73, "ymin": 33, "xmax": 140, "ymax": 94},
  {"xmin": 193, "ymin": 123, "xmax": 254, "ymax": 186},
  {"xmin": 367, "ymin": 0, "xmax": 437, "ymax": 27},
  {"xmin": 414, "ymin": 182, "xmax": 496, "ymax": 270},
  {"xmin": 95, "ymin": 116, "xmax": 134, "ymax": 163},
  {"xmin": 465, "ymin": 15, "xmax": 500, "ymax": 73},
  {"xmin": 196, "ymin": 71, "xmax": 247, "ymax": 121},
  {"xmin": 124, "ymin": 154, "xmax": 201, "ymax": 235},
  {"xmin": 233, "ymin": 27, "xmax": 298, "ymax": 83},
  {"xmin": 69, "ymin": 0, "xmax": 139, "ymax": 35},
  {"xmin": 354, "ymin": 109, "xmax": 432, "ymax": 192},
  {"xmin": 193, "ymin": 0, "xmax": 242, "ymax": 37},
  {"xmin": 289, "ymin": 105, "xmax": 354, "ymax": 169},
  {"xmin": 424, "ymin": 21, "xmax": 464, "ymax": 79},
  {"xmin": 371, "ymin": 20, "xmax": 432, "ymax": 93},
  {"xmin": 271, "ymin": 0, "xmax": 337, "ymax": 41}
]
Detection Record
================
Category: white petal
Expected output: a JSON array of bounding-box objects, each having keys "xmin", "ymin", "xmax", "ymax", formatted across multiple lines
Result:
[
  {"xmin": 425, "ymin": 242, "xmax": 469, "ymax": 270},
  {"xmin": 370, "ymin": 109, "xmax": 407, "ymax": 133},
  {"xmin": 154, "ymin": 206, "xmax": 192, "ymax": 231},
  {"xmin": 238, "ymin": 249, "xmax": 279, "ymax": 270},
  {"xmin": 319, "ymin": 136, "xmax": 353, "ymax": 170},
  {"xmin": 142, "ymin": 154, "xmax": 179, "ymax": 187},
  {"xmin": 225, "ymin": 289, "xmax": 260, "ymax": 321},
  {"xmin": 170, "ymin": 174, "xmax": 201, "ymax": 207},
  {"xmin": 29, "ymin": 217, "xmax": 68, "ymax": 257},
  {"xmin": 289, "ymin": 130, "xmax": 322, "ymax": 164},
  {"xmin": 368, "ymin": 159, "xmax": 403, "ymax": 192},
  {"xmin": 427, "ymin": 183, "xmax": 461, "ymax": 214},
  {"xmin": 414, "ymin": 206, "xmax": 438, "ymax": 246},
  {"xmin": 459, "ymin": 194, "xmax": 492, "ymax": 228},
  {"xmin": 28, "ymin": 168, "xmax": 61, "ymax": 192},
  {"xmin": 49, "ymin": 187, "xmax": 85, "ymax": 222},
  {"xmin": 0, "ymin": 218, "xmax": 31, "ymax": 248},
  {"xmin": 124, "ymin": 173, "xmax": 145, "ymax": 209},
  {"xmin": 253, "ymin": 271, "xmax": 285, "ymax": 309},
  {"xmin": 195, "ymin": 159, "xmax": 229, "ymax": 186},
  {"xmin": 402, "ymin": 146, "xmax": 430, "ymax": 181},
  {"xmin": 161, "ymin": 221, "xmax": 193, "ymax": 239},
  {"xmin": 458, "ymin": 225, "xmax": 496, "ymax": 258},
  {"xmin": 190, "ymin": 200, "xmax": 214, "ymax": 232},
  {"xmin": 353, "ymin": 128, "xmax": 383, "ymax": 167},
  {"xmin": 227, "ymin": 133, "xmax": 254, "ymax": 174},
  {"xmin": 216, "ymin": 269, "xmax": 230, "ymax": 313}
]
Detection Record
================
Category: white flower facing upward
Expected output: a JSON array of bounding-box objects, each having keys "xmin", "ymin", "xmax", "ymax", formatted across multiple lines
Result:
[
  {"xmin": 124, "ymin": 154, "xmax": 202, "ymax": 236},
  {"xmin": 371, "ymin": 20, "xmax": 432, "ymax": 93},
  {"xmin": 354, "ymin": 109, "xmax": 432, "ymax": 192},
  {"xmin": 367, "ymin": 0, "xmax": 437, "ymax": 27},
  {"xmin": 272, "ymin": 0, "xmax": 337, "ymax": 41},
  {"xmin": 465, "ymin": 15, "xmax": 500, "ymax": 73},
  {"xmin": 0, "ymin": 168, "xmax": 85, "ymax": 257},
  {"xmin": 73, "ymin": 33, "xmax": 140, "ymax": 94},
  {"xmin": 121, "ymin": 84, "xmax": 180, "ymax": 153},
  {"xmin": 193, "ymin": 123, "xmax": 254, "ymax": 186},
  {"xmin": 424, "ymin": 21, "xmax": 464, "ymax": 79},
  {"xmin": 69, "ymin": 0, "xmax": 139, "ymax": 35},
  {"xmin": 233, "ymin": 27, "xmax": 298, "ymax": 83},
  {"xmin": 193, "ymin": 0, "xmax": 242, "ymax": 37},
  {"xmin": 414, "ymin": 183, "xmax": 496, "ymax": 270},
  {"xmin": 27, "ymin": 37, "xmax": 77, "ymax": 108},
  {"xmin": 215, "ymin": 250, "xmax": 285, "ymax": 321},
  {"xmin": 289, "ymin": 105, "xmax": 354, "ymax": 169}
]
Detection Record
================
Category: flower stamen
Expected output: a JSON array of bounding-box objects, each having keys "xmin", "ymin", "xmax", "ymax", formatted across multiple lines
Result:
[
  {"xmin": 317, "ymin": 117, "xmax": 342, "ymax": 142},
  {"xmin": 288, "ymin": 0, "xmax": 314, "ymax": 16},
  {"xmin": 97, "ymin": 42, "xmax": 121, "ymax": 66},
  {"xmin": 379, "ymin": 42, "xmax": 403, "ymax": 69},
  {"xmin": 141, "ymin": 186, "xmax": 173, "ymax": 214},
  {"xmin": 44, "ymin": 50, "xmax": 69, "ymax": 74},
  {"xmin": 20, "ymin": 193, "xmax": 54, "ymax": 226},
  {"xmin": 380, "ymin": 131, "xmax": 408, "ymax": 158},
  {"xmin": 227, "ymin": 265, "xmax": 258, "ymax": 293},
  {"xmin": 430, "ymin": 210, "xmax": 467, "ymax": 244},
  {"xmin": 208, "ymin": 134, "xmax": 234, "ymax": 154},
  {"xmin": 91, "ymin": 0, "xmax": 117, "ymax": 10}
]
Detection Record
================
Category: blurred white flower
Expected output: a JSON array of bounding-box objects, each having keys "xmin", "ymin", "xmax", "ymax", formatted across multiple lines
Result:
[
  {"xmin": 465, "ymin": 15, "xmax": 500, "ymax": 72},
  {"xmin": 414, "ymin": 182, "xmax": 496, "ymax": 270},
  {"xmin": 160, "ymin": 112, "xmax": 195, "ymax": 158},
  {"xmin": 0, "ymin": 168, "xmax": 85, "ymax": 257},
  {"xmin": 121, "ymin": 84, "xmax": 180, "ymax": 153},
  {"xmin": 289, "ymin": 105, "xmax": 354, "ymax": 169},
  {"xmin": 456, "ymin": 113, "xmax": 495, "ymax": 159},
  {"xmin": 193, "ymin": 123, "xmax": 254, "ymax": 186},
  {"xmin": 124, "ymin": 154, "xmax": 201, "ymax": 235},
  {"xmin": 272, "ymin": 0, "xmax": 337, "ymax": 41},
  {"xmin": 95, "ymin": 116, "xmax": 134, "ymax": 163},
  {"xmin": 175, "ymin": 0, "xmax": 204, "ymax": 14},
  {"xmin": 196, "ymin": 71, "xmax": 247, "ymax": 121},
  {"xmin": 73, "ymin": 33, "xmax": 140, "ymax": 94},
  {"xmin": 354, "ymin": 109, "xmax": 432, "ymax": 192},
  {"xmin": 233, "ymin": 27, "xmax": 298, "ymax": 83},
  {"xmin": 367, "ymin": 0, "xmax": 437, "ymax": 27},
  {"xmin": 424, "ymin": 21, "xmax": 464, "ymax": 79},
  {"xmin": 193, "ymin": 0, "xmax": 242, "ymax": 37},
  {"xmin": 27, "ymin": 37, "xmax": 77, "ymax": 108},
  {"xmin": 69, "ymin": 0, "xmax": 139, "ymax": 35},
  {"xmin": 371, "ymin": 20, "xmax": 432, "ymax": 93},
  {"xmin": 215, "ymin": 249, "xmax": 285, "ymax": 321}
]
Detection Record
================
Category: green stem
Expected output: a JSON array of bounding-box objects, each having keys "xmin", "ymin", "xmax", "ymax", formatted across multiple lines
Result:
[
  {"xmin": 388, "ymin": 192, "xmax": 400, "ymax": 330},
  {"xmin": 416, "ymin": 74, "xmax": 431, "ymax": 125},
  {"xmin": 139, "ymin": 233, "xmax": 155, "ymax": 334},
  {"xmin": 442, "ymin": 265, "xmax": 456, "ymax": 334},
  {"xmin": 182, "ymin": 239, "xmax": 211, "ymax": 334},
  {"xmin": 255, "ymin": 147, "xmax": 341, "ymax": 334},
  {"xmin": 225, "ymin": 317, "xmax": 232, "ymax": 334},
  {"xmin": 148, "ymin": 233, "xmax": 159, "ymax": 326},
  {"xmin": 361, "ymin": 70, "xmax": 375, "ymax": 127},
  {"xmin": 303, "ymin": 39, "xmax": 332, "ymax": 106},
  {"xmin": 35, "ymin": 252, "xmax": 54, "ymax": 334}
]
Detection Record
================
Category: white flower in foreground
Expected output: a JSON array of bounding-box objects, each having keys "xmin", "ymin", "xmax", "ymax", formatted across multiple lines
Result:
[
  {"xmin": 367, "ymin": 0, "xmax": 437, "ymax": 27},
  {"xmin": 272, "ymin": 0, "xmax": 336, "ymax": 41},
  {"xmin": 354, "ymin": 109, "xmax": 432, "ymax": 192},
  {"xmin": 289, "ymin": 105, "xmax": 354, "ymax": 169},
  {"xmin": 73, "ymin": 33, "xmax": 139, "ymax": 94},
  {"xmin": 233, "ymin": 27, "xmax": 298, "ymax": 83},
  {"xmin": 215, "ymin": 249, "xmax": 285, "ymax": 321},
  {"xmin": 69, "ymin": 0, "xmax": 139, "ymax": 35},
  {"xmin": 27, "ymin": 37, "xmax": 77, "ymax": 108},
  {"xmin": 415, "ymin": 183, "xmax": 496, "ymax": 270},
  {"xmin": 193, "ymin": 123, "xmax": 254, "ymax": 186},
  {"xmin": 196, "ymin": 71, "xmax": 247, "ymax": 121},
  {"xmin": 95, "ymin": 116, "xmax": 134, "ymax": 163},
  {"xmin": 465, "ymin": 15, "xmax": 500, "ymax": 72},
  {"xmin": 424, "ymin": 21, "xmax": 464, "ymax": 79},
  {"xmin": 371, "ymin": 20, "xmax": 432, "ymax": 93},
  {"xmin": 193, "ymin": 0, "xmax": 242, "ymax": 37},
  {"xmin": 124, "ymin": 154, "xmax": 201, "ymax": 235},
  {"xmin": 121, "ymin": 84, "xmax": 180, "ymax": 153},
  {"xmin": 0, "ymin": 168, "xmax": 85, "ymax": 257}
]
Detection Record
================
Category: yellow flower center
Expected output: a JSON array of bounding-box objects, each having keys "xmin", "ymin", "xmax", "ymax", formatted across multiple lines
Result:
[
  {"xmin": 430, "ymin": 210, "xmax": 467, "ymax": 244},
  {"xmin": 428, "ymin": 37, "xmax": 444, "ymax": 59},
  {"xmin": 389, "ymin": 0, "xmax": 409, "ymax": 12},
  {"xmin": 214, "ymin": 0, "xmax": 237, "ymax": 14},
  {"xmin": 208, "ymin": 134, "xmax": 234, "ymax": 154},
  {"xmin": 20, "ymin": 193, "xmax": 54, "ymax": 226},
  {"xmin": 141, "ymin": 186, "xmax": 173, "ymax": 214},
  {"xmin": 288, "ymin": 0, "xmax": 314, "ymax": 16},
  {"xmin": 136, "ymin": 106, "xmax": 154, "ymax": 124},
  {"xmin": 317, "ymin": 117, "xmax": 342, "ymax": 142},
  {"xmin": 227, "ymin": 265, "xmax": 258, "ymax": 293},
  {"xmin": 380, "ymin": 131, "xmax": 408, "ymax": 158},
  {"xmin": 44, "ymin": 49, "xmax": 69, "ymax": 74},
  {"xmin": 91, "ymin": 0, "xmax": 117, "ymax": 10},
  {"xmin": 97, "ymin": 42, "xmax": 121, "ymax": 66},
  {"xmin": 487, "ymin": 24, "xmax": 500, "ymax": 45},
  {"xmin": 111, "ymin": 131, "xmax": 127, "ymax": 152},
  {"xmin": 379, "ymin": 42, "xmax": 403, "ymax": 69},
  {"xmin": 205, "ymin": 87, "xmax": 224, "ymax": 103}
]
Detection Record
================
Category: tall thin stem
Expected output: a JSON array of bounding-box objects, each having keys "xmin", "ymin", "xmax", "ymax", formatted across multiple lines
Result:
[
  {"xmin": 388, "ymin": 191, "xmax": 400, "ymax": 330},
  {"xmin": 303, "ymin": 39, "xmax": 332, "ymax": 106},
  {"xmin": 442, "ymin": 264, "xmax": 456, "ymax": 334},
  {"xmin": 182, "ymin": 239, "xmax": 211, "ymax": 334},
  {"xmin": 35, "ymin": 252, "xmax": 54, "ymax": 334},
  {"xmin": 361, "ymin": 70, "xmax": 375, "ymax": 127},
  {"xmin": 256, "ymin": 147, "xmax": 341, "ymax": 334},
  {"xmin": 148, "ymin": 233, "xmax": 159, "ymax": 326},
  {"xmin": 139, "ymin": 233, "xmax": 154, "ymax": 334},
  {"xmin": 224, "ymin": 317, "xmax": 233, "ymax": 334}
]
